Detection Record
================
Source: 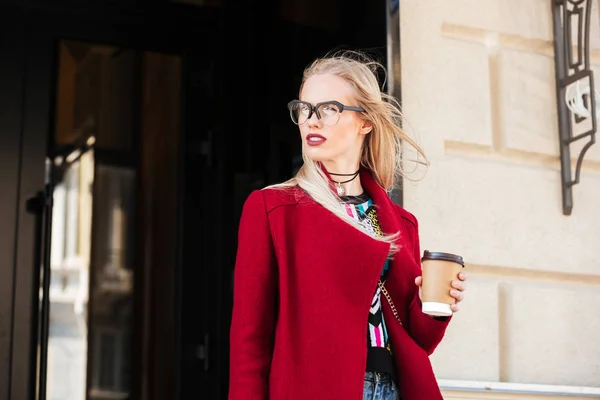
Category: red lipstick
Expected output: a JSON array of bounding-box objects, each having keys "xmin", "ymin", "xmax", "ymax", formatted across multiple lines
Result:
[{"xmin": 306, "ymin": 133, "xmax": 326, "ymax": 147}]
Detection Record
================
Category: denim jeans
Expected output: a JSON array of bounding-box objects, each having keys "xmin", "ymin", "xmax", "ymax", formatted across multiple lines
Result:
[{"xmin": 362, "ymin": 372, "xmax": 399, "ymax": 400}]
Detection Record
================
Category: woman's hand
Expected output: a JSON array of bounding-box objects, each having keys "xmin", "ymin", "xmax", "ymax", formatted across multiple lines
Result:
[{"xmin": 414, "ymin": 272, "xmax": 467, "ymax": 313}]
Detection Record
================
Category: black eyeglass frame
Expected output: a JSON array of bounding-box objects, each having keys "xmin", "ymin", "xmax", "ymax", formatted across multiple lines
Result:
[{"xmin": 287, "ymin": 100, "xmax": 366, "ymax": 125}]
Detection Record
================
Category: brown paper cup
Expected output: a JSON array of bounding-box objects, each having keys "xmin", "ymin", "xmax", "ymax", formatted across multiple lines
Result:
[{"xmin": 421, "ymin": 250, "xmax": 464, "ymax": 317}]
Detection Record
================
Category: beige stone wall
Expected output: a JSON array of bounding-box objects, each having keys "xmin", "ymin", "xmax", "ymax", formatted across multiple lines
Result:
[{"xmin": 399, "ymin": 0, "xmax": 600, "ymax": 398}]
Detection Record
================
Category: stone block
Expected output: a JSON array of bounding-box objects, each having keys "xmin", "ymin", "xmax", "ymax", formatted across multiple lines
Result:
[
  {"xmin": 430, "ymin": 278, "xmax": 500, "ymax": 381},
  {"xmin": 497, "ymin": 49, "xmax": 559, "ymax": 156},
  {"xmin": 403, "ymin": 156, "xmax": 600, "ymax": 276},
  {"xmin": 502, "ymin": 281, "xmax": 600, "ymax": 386}
]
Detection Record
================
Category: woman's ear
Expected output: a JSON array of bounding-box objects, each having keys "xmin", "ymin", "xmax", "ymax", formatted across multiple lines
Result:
[{"xmin": 360, "ymin": 119, "xmax": 373, "ymax": 135}]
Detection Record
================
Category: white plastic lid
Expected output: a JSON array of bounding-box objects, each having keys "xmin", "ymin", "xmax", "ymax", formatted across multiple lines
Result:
[{"xmin": 422, "ymin": 302, "xmax": 453, "ymax": 317}]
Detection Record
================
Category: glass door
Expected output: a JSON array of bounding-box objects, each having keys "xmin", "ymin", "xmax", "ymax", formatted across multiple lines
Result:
[
  {"xmin": 48, "ymin": 41, "xmax": 137, "ymax": 400},
  {"xmin": 34, "ymin": 39, "xmax": 182, "ymax": 400}
]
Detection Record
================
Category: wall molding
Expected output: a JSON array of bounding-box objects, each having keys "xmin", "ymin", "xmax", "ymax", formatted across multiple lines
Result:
[
  {"xmin": 440, "ymin": 379, "xmax": 600, "ymax": 399},
  {"xmin": 461, "ymin": 262, "xmax": 600, "ymax": 286},
  {"xmin": 444, "ymin": 140, "xmax": 600, "ymax": 175},
  {"xmin": 441, "ymin": 22, "xmax": 600, "ymax": 66}
]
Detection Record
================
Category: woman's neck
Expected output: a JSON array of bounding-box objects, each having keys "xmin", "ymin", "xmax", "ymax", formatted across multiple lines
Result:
[
  {"xmin": 322, "ymin": 159, "xmax": 359, "ymax": 176},
  {"xmin": 338, "ymin": 177, "xmax": 364, "ymax": 196},
  {"xmin": 321, "ymin": 160, "xmax": 363, "ymax": 196}
]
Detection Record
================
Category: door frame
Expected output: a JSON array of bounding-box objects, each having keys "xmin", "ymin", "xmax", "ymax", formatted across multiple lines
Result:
[{"xmin": 0, "ymin": 6, "xmax": 26, "ymax": 400}]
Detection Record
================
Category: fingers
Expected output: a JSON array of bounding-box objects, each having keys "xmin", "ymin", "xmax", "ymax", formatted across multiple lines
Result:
[
  {"xmin": 450, "ymin": 278, "xmax": 465, "ymax": 313},
  {"xmin": 416, "ymin": 274, "xmax": 467, "ymax": 313},
  {"xmin": 450, "ymin": 289, "xmax": 464, "ymax": 303},
  {"xmin": 415, "ymin": 276, "xmax": 423, "ymax": 287}
]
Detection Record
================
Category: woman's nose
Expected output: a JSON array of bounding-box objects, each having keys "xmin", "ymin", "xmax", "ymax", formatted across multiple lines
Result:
[{"xmin": 307, "ymin": 111, "xmax": 321, "ymax": 127}]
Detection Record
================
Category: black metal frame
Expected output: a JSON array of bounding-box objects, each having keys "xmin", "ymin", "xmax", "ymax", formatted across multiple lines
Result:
[{"xmin": 552, "ymin": 0, "xmax": 597, "ymax": 215}]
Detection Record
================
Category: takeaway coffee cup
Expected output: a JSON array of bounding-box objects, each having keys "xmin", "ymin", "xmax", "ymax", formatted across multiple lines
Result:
[{"xmin": 420, "ymin": 250, "xmax": 465, "ymax": 317}]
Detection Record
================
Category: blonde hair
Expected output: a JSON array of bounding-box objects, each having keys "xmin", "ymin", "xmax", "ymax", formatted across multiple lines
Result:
[{"xmin": 269, "ymin": 50, "xmax": 428, "ymax": 250}]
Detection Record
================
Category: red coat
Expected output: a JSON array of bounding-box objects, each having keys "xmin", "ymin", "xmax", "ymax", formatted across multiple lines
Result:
[{"xmin": 229, "ymin": 169, "xmax": 451, "ymax": 400}]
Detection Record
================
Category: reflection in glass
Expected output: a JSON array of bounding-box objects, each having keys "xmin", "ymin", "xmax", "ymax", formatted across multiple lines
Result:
[
  {"xmin": 88, "ymin": 165, "xmax": 135, "ymax": 398},
  {"xmin": 47, "ymin": 39, "xmax": 181, "ymax": 400},
  {"xmin": 48, "ymin": 40, "xmax": 137, "ymax": 400},
  {"xmin": 47, "ymin": 150, "xmax": 94, "ymax": 400}
]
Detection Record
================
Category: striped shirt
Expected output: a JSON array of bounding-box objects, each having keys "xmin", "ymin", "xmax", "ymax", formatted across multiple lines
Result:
[{"xmin": 340, "ymin": 193, "xmax": 396, "ymax": 377}]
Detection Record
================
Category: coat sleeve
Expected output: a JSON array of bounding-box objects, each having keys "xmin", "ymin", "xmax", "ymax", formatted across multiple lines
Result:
[
  {"xmin": 229, "ymin": 190, "xmax": 277, "ymax": 400},
  {"xmin": 404, "ymin": 214, "xmax": 452, "ymax": 356}
]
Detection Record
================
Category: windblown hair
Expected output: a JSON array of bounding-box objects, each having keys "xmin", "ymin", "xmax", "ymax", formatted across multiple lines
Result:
[{"xmin": 269, "ymin": 50, "xmax": 428, "ymax": 250}]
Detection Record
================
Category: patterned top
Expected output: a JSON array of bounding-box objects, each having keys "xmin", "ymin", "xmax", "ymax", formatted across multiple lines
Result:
[{"xmin": 340, "ymin": 193, "xmax": 396, "ymax": 377}]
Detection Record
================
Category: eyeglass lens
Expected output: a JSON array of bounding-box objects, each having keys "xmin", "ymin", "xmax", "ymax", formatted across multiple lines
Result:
[{"xmin": 290, "ymin": 102, "xmax": 341, "ymax": 126}]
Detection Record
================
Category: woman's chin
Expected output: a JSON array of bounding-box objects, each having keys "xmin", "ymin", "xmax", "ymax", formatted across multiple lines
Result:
[{"xmin": 303, "ymin": 147, "xmax": 330, "ymax": 162}]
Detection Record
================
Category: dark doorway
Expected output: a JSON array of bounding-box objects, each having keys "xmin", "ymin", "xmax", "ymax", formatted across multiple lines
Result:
[
  {"xmin": 0, "ymin": 0, "xmax": 390, "ymax": 399},
  {"xmin": 179, "ymin": 1, "xmax": 389, "ymax": 398}
]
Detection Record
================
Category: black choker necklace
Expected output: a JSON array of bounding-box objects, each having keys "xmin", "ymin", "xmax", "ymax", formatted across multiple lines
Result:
[{"xmin": 329, "ymin": 169, "xmax": 360, "ymax": 196}]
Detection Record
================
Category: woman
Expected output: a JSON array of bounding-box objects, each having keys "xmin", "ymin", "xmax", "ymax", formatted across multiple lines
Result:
[{"xmin": 229, "ymin": 51, "xmax": 466, "ymax": 400}]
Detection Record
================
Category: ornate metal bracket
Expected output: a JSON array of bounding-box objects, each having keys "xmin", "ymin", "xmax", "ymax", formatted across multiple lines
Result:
[{"xmin": 552, "ymin": 0, "xmax": 597, "ymax": 215}]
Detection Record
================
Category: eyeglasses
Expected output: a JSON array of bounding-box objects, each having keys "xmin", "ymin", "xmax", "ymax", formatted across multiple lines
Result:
[{"xmin": 287, "ymin": 100, "xmax": 365, "ymax": 127}]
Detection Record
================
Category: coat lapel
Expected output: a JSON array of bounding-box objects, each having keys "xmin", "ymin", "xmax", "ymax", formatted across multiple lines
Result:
[
  {"xmin": 289, "ymin": 164, "xmax": 393, "ymax": 314},
  {"xmin": 358, "ymin": 168, "xmax": 401, "ymax": 238},
  {"xmin": 315, "ymin": 165, "xmax": 408, "ymax": 289}
]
